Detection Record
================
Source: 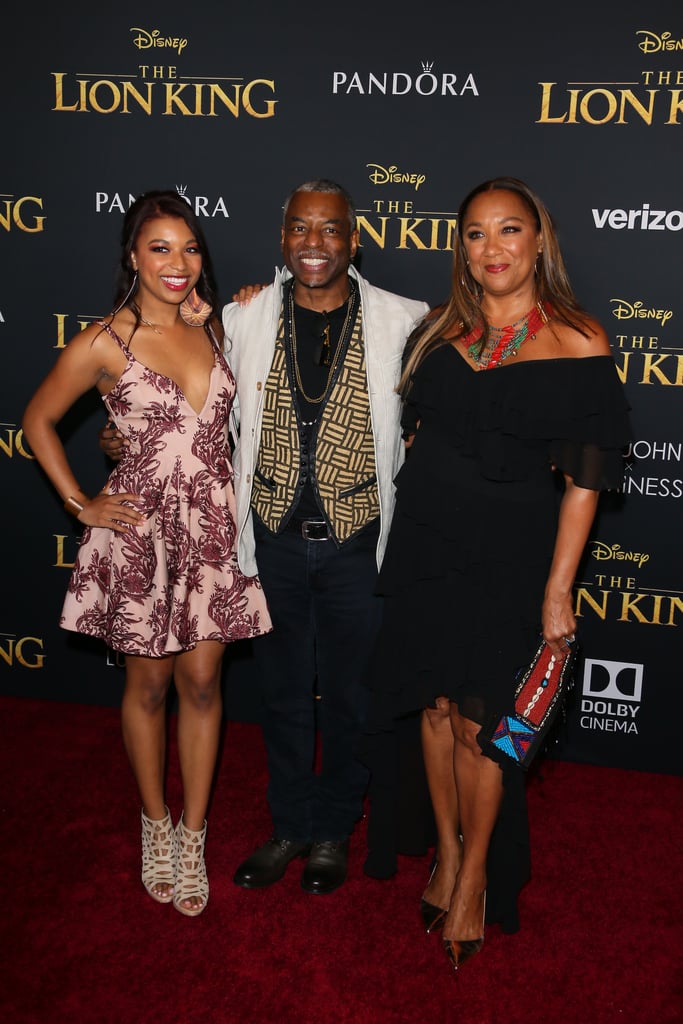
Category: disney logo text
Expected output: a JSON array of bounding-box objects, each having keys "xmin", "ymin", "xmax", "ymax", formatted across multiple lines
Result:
[
  {"xmin": 610, "ymin": 299, "xmax": 673, "ymax": 326},
  {"xmin": 636, "ymin": 30, "xmax": 683, "ymax": 54},
  {"xmin": 367, "ymin": 164, "xmax": 426, "ymax": 191},
  {"xmin": 131, "ymin": 28, "xmax": 187, "ymax": 56},
  {"xmin": 590, "ymin": 542, "xmax": 650, "ymax": 569}
]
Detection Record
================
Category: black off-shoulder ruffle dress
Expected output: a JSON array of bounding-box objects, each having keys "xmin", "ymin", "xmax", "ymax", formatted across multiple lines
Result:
[{"xmin": 359, "ymin": 348, "xmax": 631, "ymax": 933}]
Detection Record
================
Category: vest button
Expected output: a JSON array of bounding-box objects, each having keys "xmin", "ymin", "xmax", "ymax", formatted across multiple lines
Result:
[{"xmin": 256, "ymin": 381, "xmax": 262, "ymax": 391}]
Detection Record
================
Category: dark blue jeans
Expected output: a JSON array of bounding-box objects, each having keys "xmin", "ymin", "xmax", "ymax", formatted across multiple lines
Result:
[{"xmin": 252, "ymin": 513, "xmax": 382, "ymax": 842}]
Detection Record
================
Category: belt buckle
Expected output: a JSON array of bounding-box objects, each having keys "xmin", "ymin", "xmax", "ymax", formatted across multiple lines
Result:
[{"xmin": 301, "ymin": 520, "xmax": 329, "ymax": 541}]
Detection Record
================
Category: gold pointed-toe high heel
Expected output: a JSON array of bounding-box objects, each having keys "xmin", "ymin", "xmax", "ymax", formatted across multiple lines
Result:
[{"xmin": 442, "ymin": 892, "xmax": 486, "ymax": 971}]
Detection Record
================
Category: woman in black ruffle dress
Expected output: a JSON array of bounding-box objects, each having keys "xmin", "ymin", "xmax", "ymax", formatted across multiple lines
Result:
[{"xmin": 360, "ymin": 177, "xmax": 631, "ymax": 970}]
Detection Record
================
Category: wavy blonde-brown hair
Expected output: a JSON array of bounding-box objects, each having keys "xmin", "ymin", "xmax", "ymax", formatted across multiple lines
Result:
[{"xmin": 399, "ymin": 176, "xmax": 592, "ymax": 398}]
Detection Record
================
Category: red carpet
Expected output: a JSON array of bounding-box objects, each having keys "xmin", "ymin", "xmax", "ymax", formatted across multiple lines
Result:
[{"xmin": 1, "ymin": 695, "xmax": 681, "ymax": 1024}]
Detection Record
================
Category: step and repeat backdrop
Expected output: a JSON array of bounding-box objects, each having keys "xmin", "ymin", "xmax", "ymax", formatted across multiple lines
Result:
[{"xmin": 1, "ymin": 2, "xmax": 680, "ymax": 774}]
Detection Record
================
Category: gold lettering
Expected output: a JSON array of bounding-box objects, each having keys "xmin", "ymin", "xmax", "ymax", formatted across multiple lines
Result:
[
  {"xmin": 357, "ymin": 215, "xmax": 388, "ymax": 249},
  {"xmin": 641, "ymin": 353, "xmax": 683, "ymax": 385},
  {"xmin": 0, "ymin": 636, "xmax": 45, "ymax": 668},
  {"xmin": 613, "ymin": 352, "xmax": 629, "ymax": 384},
  {"xmin": 579, "ymin": 89, "xmax": 618, "ymax": 125},
  {"xmin": 89, "ymin": 80, "xmax": 121, "ymax": 114},
  {"xmin": 54, "ymin": 534, "xmax": 76, "ymax": 568},
  {"xmin": 52, "ymin": 71, "xmax": 80, "ymax": 111},
  {"xmin": 617, "ymin": 89, "xmax": 656, "ymax": 125},
  {"xmin": 574, "ymin": 588, "xmax": 609, "ymax": 619},
  {"xmin": 667, "ymin": 89, "xmax": 683, "ymax": 124},
  {"xmin": 207, "ymin": 83, "xmax": 241, "ymax": 117},
  {"xmin": 537, "ymin": 82, "xmax": 580, "ymax": 124},
  {"xmin": 121, "ymin": 80, "xmax": 154, "ymax": 115},
  {"xmin": 52, "ymin": 71, "xmax": 277, "ymax": 120},
  {"xmin": 241, "ymin": 79, "xmax": 277, "ymax": 118},
  {"xmin": 619, "ymin": 592, "xmax": 683, "ymax": 625},
  {"xmin": 619, "ymin": 592, "xmax": 649, "ymax": 623},
  {"xmin": 0, "ymin": 637, "xmax": 12, "ymax": 667},
  {"xmin": 54, "ymin": 313, "xmax": 68, "ymax": 349},
  {"xmin": 667, "ymin": 596, "xmax": 683, "ymax": 626},
  {"xmin": 0, "ymin": 197, "xmax": 45, "ymax": 233},
  {"xmin": 12, "ymin": 197, "xmax": 46, "ymax": 233},
  {"xmin": 398, "ymin": 218, "xmax": 429, "ymax": 250},
  {"xmin": 0, "ymin": 428, "xmax": 17, "ymax": 457},
  {"xmin": 14, "ymin": 429, "xmax": 35, "ymax": 459},
  {"xmin": 15, "ymin": 637, "xmax": 46, "ymax": 669},
  {"xmin": 164, "ymin": 82, "xmax": 194, "ymax": 115}
]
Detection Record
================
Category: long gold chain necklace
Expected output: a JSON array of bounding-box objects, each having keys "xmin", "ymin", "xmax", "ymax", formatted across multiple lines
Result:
[{"xmin": 287, "ymin": 285, "xmax": 356, "ymax": 404}]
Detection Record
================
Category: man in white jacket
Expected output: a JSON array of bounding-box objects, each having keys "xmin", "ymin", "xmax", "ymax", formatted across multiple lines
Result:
[{"xmin": 224, "ymin": 180, "xmax": 428, "ymax": 894}]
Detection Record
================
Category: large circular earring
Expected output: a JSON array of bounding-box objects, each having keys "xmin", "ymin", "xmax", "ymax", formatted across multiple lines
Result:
[{"xmin": 180, "ymin": 287, "xmax": 213, "ymax": 326}]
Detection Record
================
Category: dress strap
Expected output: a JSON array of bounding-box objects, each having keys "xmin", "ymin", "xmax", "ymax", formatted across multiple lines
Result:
[
  {"xmin": 97, "ymin": 319, "xmax": 131, "ymax": 354},
  {"xmin": 206, "ymin": 320, "xmax": 223, "ymax": 355}
]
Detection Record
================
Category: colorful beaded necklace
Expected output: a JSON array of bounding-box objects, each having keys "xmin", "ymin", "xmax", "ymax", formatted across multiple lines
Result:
[{"xmin": 465, "ymin": 301, "xmax": 552, "ymax": 370}]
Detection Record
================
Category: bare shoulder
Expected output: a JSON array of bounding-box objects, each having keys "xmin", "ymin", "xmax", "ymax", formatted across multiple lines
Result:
[
  {"xmin": 62, "ymin": 318, "xmax": 116, "ymax": 356},
  {"xmin": 551, "ymin": 317, "xmax": 612, "ymax": 358},
  {"xmin": 57, "ymin": 318, "xmax": 127, "ymax": 385}
]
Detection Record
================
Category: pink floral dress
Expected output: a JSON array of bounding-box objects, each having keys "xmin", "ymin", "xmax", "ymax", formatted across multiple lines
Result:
[{"xmin": 60, "ymin": 322, "xmax": 271, "ymax": 656}]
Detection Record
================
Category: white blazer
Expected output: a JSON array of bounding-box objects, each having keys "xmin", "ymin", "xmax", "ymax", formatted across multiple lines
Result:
[{"xmin": 222, "ymin": 265, "xmax": 429, "ymax": 576}]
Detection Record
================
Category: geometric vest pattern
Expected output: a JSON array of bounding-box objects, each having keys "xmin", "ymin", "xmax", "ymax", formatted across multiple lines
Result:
[{"xmin": 251, "ymin": 299, "xmax": 379, "ymax": 544}]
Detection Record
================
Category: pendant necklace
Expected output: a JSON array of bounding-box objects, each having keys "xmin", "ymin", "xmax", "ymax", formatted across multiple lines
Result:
[
  {"xmin": 139, "ymin": 314, "xmax": 163, "ymax": 335},
  {"xmin": 287, "ymin": 283, "xmax": 357, "ymax": 404}
]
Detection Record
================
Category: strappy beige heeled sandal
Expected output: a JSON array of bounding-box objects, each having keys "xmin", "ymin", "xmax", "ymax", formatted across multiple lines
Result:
[
  {"xmin": 173, "ymin": 815, "xmax": 209, "ymax": 917},
  {"xmin": 141, "ymin": 806, "xmax": 176, "ymax": 904}
]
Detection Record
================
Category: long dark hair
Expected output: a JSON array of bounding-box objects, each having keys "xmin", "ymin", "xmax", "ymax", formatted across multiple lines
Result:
[
  {"xmin": 399, "ymin": 176, "xmax": 592, "ymax": 397},
  {"xmin": 111, "ymin": 189, "xmax": 219, "ymax": 327}
]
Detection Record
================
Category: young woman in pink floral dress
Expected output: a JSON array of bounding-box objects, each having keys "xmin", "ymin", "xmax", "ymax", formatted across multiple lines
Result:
[{"xmin": 23, "ymin": 190, "xmax": 271, "ymax": 916}]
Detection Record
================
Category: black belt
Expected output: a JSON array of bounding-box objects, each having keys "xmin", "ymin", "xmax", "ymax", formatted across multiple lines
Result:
[{"xmin": 285, "ymin": 518, "xmax": 332, "ymax": 541}]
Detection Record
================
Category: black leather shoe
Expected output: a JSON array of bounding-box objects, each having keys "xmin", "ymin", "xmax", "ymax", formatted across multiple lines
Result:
[
  {"xmin": 301, "ymin": 840, "xmax": 349, "ymax": 895},
  {"xmin": 233, "ymin": 837, "xmax": 311, "ymax": 889}
]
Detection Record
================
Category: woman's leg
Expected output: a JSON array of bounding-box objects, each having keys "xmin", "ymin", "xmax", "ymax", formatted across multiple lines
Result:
[
  {"xmin": 121, "ymin": 654, "xmax": 175, "ymax": 901},
  {"xmin": 121, "ymin": 653, "xmax": 174, "ymax": 820},
  {"xmin": 421, "ymin": 699, "xmax": 463, "ymax": 912},
  {"xmin": 172, "ymin": 640, "xmax": 225, "ymax": 830},
  {"xmin": 443, "ymin": 703, "xmax": 503, "ymax": 943},
  {"xmin": 172, "ymin": 640, "xmax": 225, "ymax": 916}
]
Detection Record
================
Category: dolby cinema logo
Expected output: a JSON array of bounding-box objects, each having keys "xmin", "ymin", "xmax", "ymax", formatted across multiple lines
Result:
[{"xmin": 580, "ymin": 659, "xmax": 643, "ymax": 736}]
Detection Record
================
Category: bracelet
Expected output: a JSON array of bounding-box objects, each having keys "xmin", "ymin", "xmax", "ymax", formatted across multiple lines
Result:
[{"xmin": 64, "ymin": 496, "xmax": 85, "ymax": 517}]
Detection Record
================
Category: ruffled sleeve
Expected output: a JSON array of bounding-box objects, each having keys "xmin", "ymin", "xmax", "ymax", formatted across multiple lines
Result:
[
  {"xmin": 400, "ymin": 349, "xmax": 631, "ymax": 499},
  {"xmin": 545, "ymin": 356, "xmax": 632, "ymax": 490}
]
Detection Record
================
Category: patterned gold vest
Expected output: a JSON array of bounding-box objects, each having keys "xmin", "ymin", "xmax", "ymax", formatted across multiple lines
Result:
[{"xmin": 251, "ymin": 298, "xmax": 379, "ymax": 544}]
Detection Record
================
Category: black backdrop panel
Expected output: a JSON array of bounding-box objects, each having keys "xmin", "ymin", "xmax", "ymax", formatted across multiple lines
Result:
[{"xmin": 1, "ymin": 1, "xmax": 681, "ymax": 774}]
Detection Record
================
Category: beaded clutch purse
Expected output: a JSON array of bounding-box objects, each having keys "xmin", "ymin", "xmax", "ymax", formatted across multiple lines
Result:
[{"xmin": 479, "ymin": 637, "xmax": 578, "ymax": 770}]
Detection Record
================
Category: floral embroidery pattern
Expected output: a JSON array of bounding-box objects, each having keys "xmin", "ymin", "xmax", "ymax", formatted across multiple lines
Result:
[{"xmin": 61, "ymin": 325, "xmax": 272, "ymax": 656}]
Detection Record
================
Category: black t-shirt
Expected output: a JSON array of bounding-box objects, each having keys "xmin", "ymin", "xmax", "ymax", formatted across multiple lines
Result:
[{"xmin": 289, "ymin": 300, "xmax": 350, "ymax": 521}]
